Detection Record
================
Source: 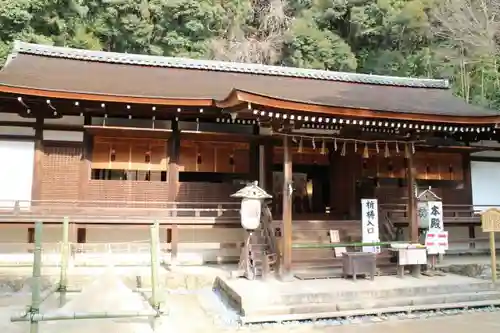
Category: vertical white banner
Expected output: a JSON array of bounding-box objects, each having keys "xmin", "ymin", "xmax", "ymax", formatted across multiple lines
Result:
[
  {"xmin": 427, "ymin": 201, "xmax": 443, "ymax": 231},
  {"xmin": 361, "ymin": 198, "xmax": 380, "ymax": 253}
]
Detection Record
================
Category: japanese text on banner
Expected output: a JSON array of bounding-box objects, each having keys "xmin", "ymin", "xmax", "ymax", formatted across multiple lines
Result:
[
  {"xmin": 361, "ymin": 199, "xmax": 380, "ymax": 253},
  {"xmin": 428, "ymin": 201, "xmax": 443, "ymax": 231}
]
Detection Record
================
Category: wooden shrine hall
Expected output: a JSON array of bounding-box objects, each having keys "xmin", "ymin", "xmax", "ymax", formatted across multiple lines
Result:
[{"xmin": 0, "ymin": 41, "xmax": 499, "ymax": 276}]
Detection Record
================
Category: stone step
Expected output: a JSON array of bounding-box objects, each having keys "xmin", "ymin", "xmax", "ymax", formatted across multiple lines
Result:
[
  {"xmin": 241, "ymin": 295, "xmax": 500, "ymax": 324},
  {"xmin": 244, "ymin": 289, "xmax": 500, "ymax": 315},
  {"xmin": 273, "ymin": 281, "xmax": 496, "ymax": 305}
]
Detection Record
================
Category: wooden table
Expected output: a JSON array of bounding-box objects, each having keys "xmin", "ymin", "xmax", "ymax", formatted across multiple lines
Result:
[{"xmin": 389, "ymin": 247, "xmax": 427, "ymax": 278}]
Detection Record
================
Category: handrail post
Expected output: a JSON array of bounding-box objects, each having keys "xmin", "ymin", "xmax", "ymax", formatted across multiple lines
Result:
[
  {"xmin": 59, "ymin": 217, "xmax": 70, "ymax": 306},
  {"xmin": 170, "ymin": 224, "xmax": 179, "ymax": 266},
  {"xmin": 149, "ymin": 221, "xmax": 161, "ymax": 312},
  {"xmin": 30, "ymin": 221, "xmax": 43, "ymax": 333}
]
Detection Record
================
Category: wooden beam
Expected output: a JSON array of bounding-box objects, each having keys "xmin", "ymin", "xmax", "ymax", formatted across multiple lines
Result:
[
  {"xmin": 0, "ymin": 85, "xmax": 213, "ymax": 107},
  {"xmin": 281, "ymin": 135, "xmax": 293, "ymax": 279}
]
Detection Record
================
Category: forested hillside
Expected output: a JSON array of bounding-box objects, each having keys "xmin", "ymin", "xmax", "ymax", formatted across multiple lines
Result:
[{"xmin": 1, "ymin": 0, "xmax": 499, "ymax": 109}]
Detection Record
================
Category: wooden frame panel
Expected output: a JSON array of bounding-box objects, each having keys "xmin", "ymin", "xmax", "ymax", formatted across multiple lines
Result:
[{"xmin": 91, "ymin": 136, "xmax": 168, "ymax": 171}]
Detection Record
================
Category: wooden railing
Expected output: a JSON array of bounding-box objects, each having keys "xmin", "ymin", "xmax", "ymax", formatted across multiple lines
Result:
[
  {"xmin": 379, "ymin": 203, "xmax": 493, "ymax": 226},
  {"xmin": 0, "ymin": 199, "xmax": 241, "ymax": 224},
  {"xmin": 0, "ymin": 241, "xmax": 245, "ymax": 266},
  {"xmin": 379, "ymin": 203, "xmax": 500, "ymax": 251}
]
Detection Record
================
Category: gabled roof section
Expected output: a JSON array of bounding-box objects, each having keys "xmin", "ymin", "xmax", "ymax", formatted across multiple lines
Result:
[
  {"xmin": 10, "ymin": 41, "xmax": 448, "ymax": 89},
  {"xmin": 417, "ymin": 188, "xmax": 442, "ymax": 201}
]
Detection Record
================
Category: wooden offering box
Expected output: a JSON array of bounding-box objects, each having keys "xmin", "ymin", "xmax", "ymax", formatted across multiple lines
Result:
[{"xmin": 342, "ymin": 252, "xmax": 376, "ymax": 281}]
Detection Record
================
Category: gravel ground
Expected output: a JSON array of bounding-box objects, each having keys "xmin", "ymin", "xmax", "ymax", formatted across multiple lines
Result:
[{"xmin": 0, "ymin": 265, "xmax": 499, "ymax": 333}]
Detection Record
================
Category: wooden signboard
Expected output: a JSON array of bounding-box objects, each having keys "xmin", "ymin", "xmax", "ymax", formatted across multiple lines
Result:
[
  {"xmin": 329, "ymin": 230, "xmax": 346, "ymax": 257},
  {"xmin": 481, "ymin": 208, "xmax": 500, "ymax": 232},
  {"xmin": 480, "ymin": 208, "xmax": 500, "ymax": 283}
]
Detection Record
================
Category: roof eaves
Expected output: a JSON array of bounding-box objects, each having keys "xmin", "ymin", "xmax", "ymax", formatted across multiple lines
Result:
[{"xmin": 12, "ymin": 41, "xmax": 450, "ymax": 89}]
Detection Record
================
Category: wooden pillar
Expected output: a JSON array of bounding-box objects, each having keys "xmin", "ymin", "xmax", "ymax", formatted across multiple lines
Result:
[
  {"xmin": 462, "ymin": 153, "xmax": 473, "ymax": 204},
  {"xmin": 249, "ymin": 143, "xmax": 259, "ymax": 182},
  {"xmin": 263, "ymin": 142, "xmax": 274, "ymax": 194},
  {"xmin": 405, "ymin": 144, "xmax": 418, "ymax": 242},
  {"xmin": 328, "ymin": 148, "xmax": 336, "ymax": 217},
  {"xmin": 347, "ymin": 152, "xmax": 362, "ymax": 219},
  {"xmin": 167, "ymin": 120, "xmax": 180, "ymax": 204},
  {"xmin": 79, "ymin": 115, "xmax": 92, "ymax": 201},
  {"xmin": 281, "ymin": 135, "xmax": 293, "ymax": 279},
  {"xmin": 462, "ymin": 153, "xmax": 476, "ymax": 249},
  {"xmin": 31, "ymin": 116, "xmax": 44, "ymax": 202},
  {"xmin": 249, "ymin": 125, "xmax": 260, "ymax": 182},
  {"xmin": 259, "ymin": 144, "xmax": 265, "ymax": 188},
  {"xmin": 166, "ymin": 224, "xmax": 179, "ymax": 265}
]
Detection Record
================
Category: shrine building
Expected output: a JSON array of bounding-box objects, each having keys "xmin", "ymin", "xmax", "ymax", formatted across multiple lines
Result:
[{"xmin": 0, "ymin": 41, "xmax": 499, "ymax": 272}]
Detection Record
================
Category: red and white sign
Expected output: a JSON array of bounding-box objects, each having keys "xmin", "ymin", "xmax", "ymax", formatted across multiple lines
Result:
[{"xmin": 425, "ymin": 231, "xmax": 448, "ymax": 255}]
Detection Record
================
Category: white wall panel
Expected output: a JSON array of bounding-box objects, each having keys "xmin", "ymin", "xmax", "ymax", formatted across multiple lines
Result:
[
  {"xmin": 0, "ymin": 140, "xmax": 35, "ymax": 208},
  {"xmin": 44, "ymin": 116, "xmax": 84, "ymax": 126},
  {"xmin": 0, "ymin": 113, "xmax": 35, "ymax": 123},
  {"xmin": 0, "ymin": 126, "xmax": 35, "ymax": 136},
  {"xmin": 86, "ymin": 227, "xmax": 153, "ymax": 243},
  {"xmin": 471, "ymin": 161, "xmax": 500, "ymax": 210},
  {"xmin": 471, "ymin": 140, "xmax": 500, "ymax": 158},
  {"xmin": 43, "ymin": 130, "xmax": 83, "ymax": 142}
]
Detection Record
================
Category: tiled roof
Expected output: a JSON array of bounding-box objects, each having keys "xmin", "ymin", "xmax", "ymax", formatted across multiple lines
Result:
[{"xmin": 11, "ymin": 41, "xmax": 449, "ymax": 89}]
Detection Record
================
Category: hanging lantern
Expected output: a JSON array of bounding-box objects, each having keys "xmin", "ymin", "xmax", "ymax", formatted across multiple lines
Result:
[
  {"xmin": 362, "ymin": 143, "xmax": 369, "ymax": 159},
  {"xmin": 341, "ymin": 141, "xmax": 347, "ymax": 156},
  {"xmin": 298, "ymin": 137, "xmax": 303, "ymax": 153},
  {"xmin": 384, "ymin": 142, "xmax": 390, "ymax": 158},
  {"xmin": 320, "ymin": 140, "xmax": 326, "ymax": 155}
]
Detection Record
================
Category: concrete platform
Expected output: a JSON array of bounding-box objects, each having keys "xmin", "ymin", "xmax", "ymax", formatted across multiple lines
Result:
[{"xmin": 215, "ymin": 274, "xmax": 500, "ymax": 323}]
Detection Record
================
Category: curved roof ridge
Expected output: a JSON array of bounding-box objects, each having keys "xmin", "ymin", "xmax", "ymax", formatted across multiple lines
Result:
[{"xmin": 12, "ymin": 41, "xmax": 449, "ymax": 89}]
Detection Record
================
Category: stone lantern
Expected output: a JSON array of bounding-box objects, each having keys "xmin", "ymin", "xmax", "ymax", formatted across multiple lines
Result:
[
  {"xmin": 417, "ymin": 187, "xmax": 442, "ymax": 231},
  {"xmin": 231, "ymin": 181, "xmax": 272, "ymax": 280},
  {"xmin": 231, "ymin": 181, "xmax": 272, "ymax": 231}
]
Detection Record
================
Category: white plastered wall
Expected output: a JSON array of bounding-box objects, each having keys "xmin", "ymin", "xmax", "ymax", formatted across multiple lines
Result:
[{"xmin": 0, "ymin": 139, "xmax": 35, "ymax": 208}]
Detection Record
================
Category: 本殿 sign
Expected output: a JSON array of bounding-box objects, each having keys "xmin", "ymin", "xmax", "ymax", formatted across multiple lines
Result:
[
  {"xmin": 361, "ymin": 198, "xmax": 380, "ymax": 253},
  {"xmin": 419, "ymin": 201, "xmax": 443, "ymax": 231}
]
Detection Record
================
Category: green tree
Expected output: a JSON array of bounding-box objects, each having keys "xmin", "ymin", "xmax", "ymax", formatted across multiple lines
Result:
[{"xmin": 283, "ymin": 10, "xmax": 357, "ymax": 70}]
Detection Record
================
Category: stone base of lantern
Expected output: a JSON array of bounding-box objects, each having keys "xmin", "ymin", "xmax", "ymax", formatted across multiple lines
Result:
[{"xmin": 231, "ymin": 230, "xmax": 257, "ymax": 280}]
